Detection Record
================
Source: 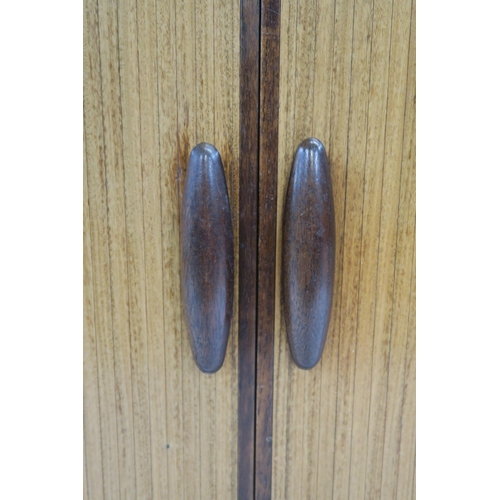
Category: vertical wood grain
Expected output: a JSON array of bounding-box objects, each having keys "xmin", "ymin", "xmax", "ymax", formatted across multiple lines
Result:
[
  {"xmin": 117, "ymin": 0, "xmax": 154, "ymax": 495},
  {"xmin": 274, "ymin": 0, "xmax": 415, "ymax": 498},
  {"xmin": 380, "ymin": 2, "xmax": 415, "ymax": 496},
  {"xmin": 271, "ymin": 1, "xmax": 298, "ymax": 498},
  {"xmin": 364, "ymin": 0, "xmax": 413, "ymax": 497},
  {"xmin": 175, "ymin": 0, "xmax": 202, "ymax": 497},
  {"xmin": 99, "ymin": 0, "xmax": 139, "ymax": 497},
  {"xmin": 408, "ymin": 257, "xmax": 416, "ymax": 500},
  {"xmin": 237, "ymin": 0, "xmax": 259, "ymax": 497},
  {"xmin": 395, "ymin": 15, "xmax": 416, "ymax": 494},
  {"xmin": 84, "ymin": 0, "xmax": 240, "ymax": 497},
  {"xmin": 396, "ymin": 253, "xmax": 416, "ymax": 499},
  {"xmin": 255, "ymin": 0, "xmax": 281, "ymax": 498},
  {"xmin": 84, "ymin": 440, "xmax": 89, "ymax": 500},
  {"xmin": 83, "ymin": 121, "xmax": 104, "ymax": 500},
  {"xmin": 332, "ymin": 0, "xmax": 372, "ymax": 496},
  {"xmin": 137, "ymin": 0, "xmax": 168, "ymax": 496},
  {"xmin": 412, "ymin": 457, "xmax": 416, "ymax": 500},
  {"xmin": 214, "ymin": 0, "xmax": 240, "ymax": 497},
  {"xmin": 84, "ymin": 0, "xmax": 121, "ymax": 497},
  {"xmin": 347, "ymin": 0, "xmax": 393, "ymax": 496},
  {"xmin": 156, "ymin": 0, "xmax": 185, "ymax": 497}
]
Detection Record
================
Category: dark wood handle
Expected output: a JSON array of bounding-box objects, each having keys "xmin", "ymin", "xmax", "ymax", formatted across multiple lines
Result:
[
  {"xmin": 282, "ymin": 138, "xmax": 335, "ymax": 369},
  {"xmin": 181, "ymin": 143, "xmax": 234, "ymax": 373}
]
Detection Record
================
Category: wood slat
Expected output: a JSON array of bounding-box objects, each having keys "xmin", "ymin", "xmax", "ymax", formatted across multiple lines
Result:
[
  {"xmin": 255, "ymin": 0, "xmax": 281, "ymax": 498},
  {"xmin": 84, "ymin": 0, "xmax": 121, "ymax": 497},
  {"xmin": 332, "ymin": 0, "xmax": 373, "ymax": 496},
  {"xmin": 116, "ymin": 0, "xmax": 153, "ymax": 495},
  {"xmin": 364, "ymin": 0, "xmax": 413, "ymax": 497},
  {"xmin": 96, "ymin": 0, "xmax": 138, "ymax": 494},
  {"xmin": 395, "ymin": 249, "xmax": 416, "ymax": 499},
  {"xmin": 155, "ymin": 0, "xmax": 186, "ymax": 497},
  {"xmin": 347, "ymin": 0, "xmax": 394, "ymax": 496},
  {"xmin": 136, "ymin": 0, "xmax": 169, "ymax": 496},
  {"xmin": 83, "ymin": 111, "xmax": 104, "ymax": 500},
  {"xmin": 395, "ymin": 11, "xmax": 416, "ymax": 493},
  {"xmin": 83, "ymin": 439, "xmax": 89, "ymax": 500},
  {"xmin": 380, "ymin": 2, "xmax": 415, "ymax": 496},
  {"xmin": 271, "ymin": 1, "xmax": 298, "ymax": 498},
  {"xmin": 175, "ymin": 0, "xmax": 202, "ymax": 496},
  {"xmin": 237, "ymin": 0, "xmax": 259, "ymax": 498}
]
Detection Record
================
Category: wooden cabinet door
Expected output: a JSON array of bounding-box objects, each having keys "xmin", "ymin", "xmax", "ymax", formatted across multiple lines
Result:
[
  {"xmin": 257, "ymin": 0, "xmax": 416, "ymax": 498},
  {"xmin": 84, "ymin": 0, "xmax": 415, "ymax": 498},
  {"xmin": 83, "ymin": 0, "xmax": 241, "ymax": 498}
]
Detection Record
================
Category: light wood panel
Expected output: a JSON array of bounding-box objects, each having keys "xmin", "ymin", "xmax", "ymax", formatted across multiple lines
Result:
[
  {"xmin": 273, "ymin": 0, "xmax": 415, "ymax": 499},
  {"xmin": 83, "ymin": 0, "xmax": 240, "ymax": 497}
]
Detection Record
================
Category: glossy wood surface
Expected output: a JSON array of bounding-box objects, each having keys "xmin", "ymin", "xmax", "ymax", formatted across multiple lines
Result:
[
  {"xmin": 83, "ymin": 0, "xmax": 240, "ymax": 496},
  {"xmin": 181, "ymin": 144, "xmax": 234, "ymax": 373},
  {"xmin": 272, "ymin": 0, "xmax": 416, "ymax": 498},
  {"xmin": 282, "ymin": 138, "xmax": 335, "ymax": 370}
]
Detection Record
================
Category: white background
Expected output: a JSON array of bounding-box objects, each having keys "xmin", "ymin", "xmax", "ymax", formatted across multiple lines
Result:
[{"xmin": 0, "ymin": 0, "xmax": 499, "ymax": 498}]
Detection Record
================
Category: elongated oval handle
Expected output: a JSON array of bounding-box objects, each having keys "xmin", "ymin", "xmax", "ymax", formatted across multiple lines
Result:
[
  {"xmin": 282, "ymin": 138, "xmax": 335, "ymax": 369},
  {"xmin": 181, "ymin": 143, "xmax": 234, "ymax": 373}
]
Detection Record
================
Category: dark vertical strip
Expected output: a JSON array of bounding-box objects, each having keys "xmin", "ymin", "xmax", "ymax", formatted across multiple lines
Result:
[
  {"xmin": 238, "ymin": 0, "xmax": 260, "ymax": 498},
  {"xmin": 255, "ymin": 0, "xmax": 280, "ymax": 498}
]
